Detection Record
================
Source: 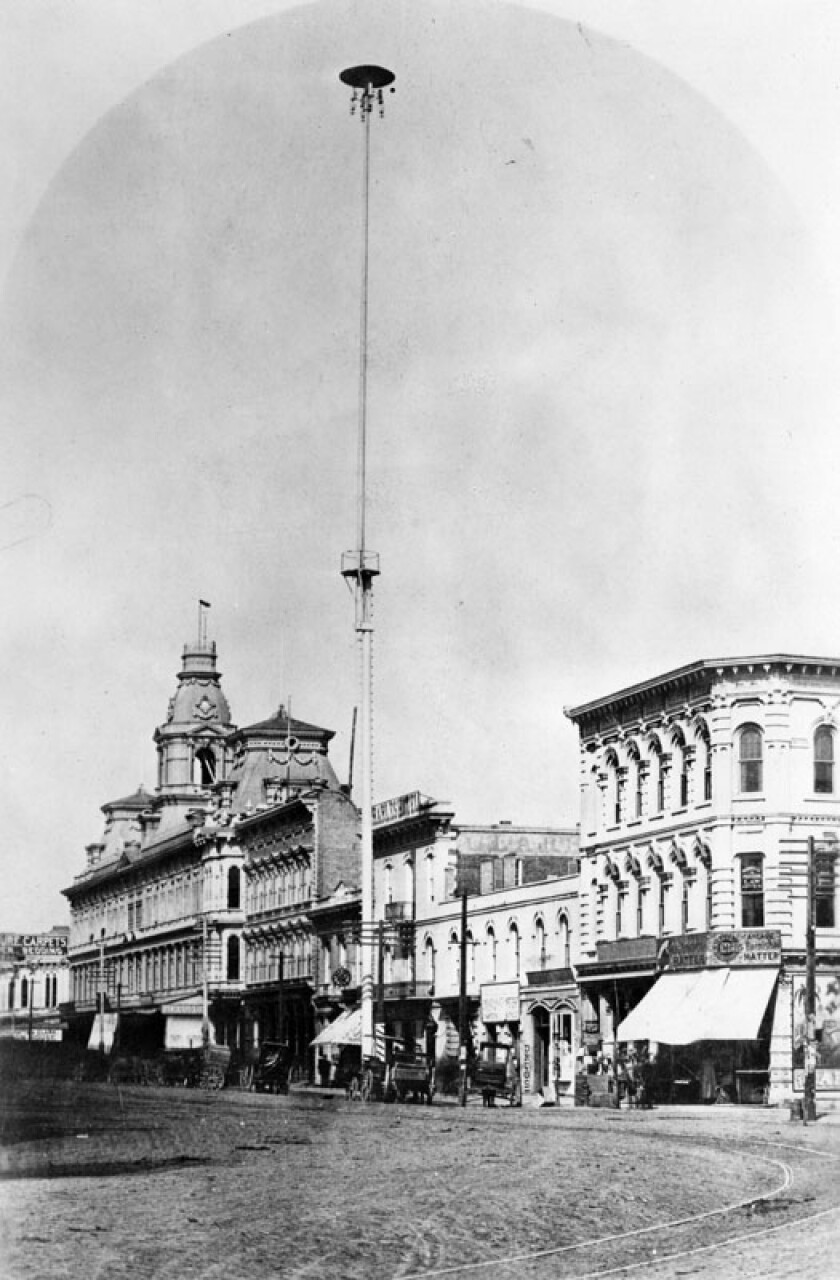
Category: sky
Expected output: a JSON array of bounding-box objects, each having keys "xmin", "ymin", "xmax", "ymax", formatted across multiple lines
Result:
[{"xmin": 2, "ymin": 0, "xmax": 839, "ymax": 932}]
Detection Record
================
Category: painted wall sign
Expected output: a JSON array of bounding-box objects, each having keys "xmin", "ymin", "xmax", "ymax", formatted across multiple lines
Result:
[
  {"xmin": 480, "ymin": 981, "xmax": 520, "ymax": 1024},
  {"xmin": 372, "ymin": 791, "xmax": 433, "ymax": 826},
  {"xmin": 662, "ymin": 930, "xmax": 781, "ymax": 971},
  {"xmin": 792, "ymin": 972, "xmax": 840, "ymax": 1071}
]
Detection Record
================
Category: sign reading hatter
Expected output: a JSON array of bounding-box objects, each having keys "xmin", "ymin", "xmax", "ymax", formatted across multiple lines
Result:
[{"xmin": 661, "ymin": 930, "xmax": 782, "ymax": 971}]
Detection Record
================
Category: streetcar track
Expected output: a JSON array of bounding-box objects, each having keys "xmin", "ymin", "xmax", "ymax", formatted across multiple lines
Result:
[{"xmin": 397, "ymin": 1146, "xmax": 799, "ymax": 1278}]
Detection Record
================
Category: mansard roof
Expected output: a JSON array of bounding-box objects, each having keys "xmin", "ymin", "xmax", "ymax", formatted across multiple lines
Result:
[
  {"xmin": 101, "ymin": 785, "xmax": 152, "ymax": 814},
  {"xmin": 232, "ymin": 706, "xmax": 335, "ymax": 741}
]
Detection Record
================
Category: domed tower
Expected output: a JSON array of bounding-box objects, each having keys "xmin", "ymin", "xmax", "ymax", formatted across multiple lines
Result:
[{"xmin": 152, "ymin": 630, "xmax": 236, "ymax": 832}]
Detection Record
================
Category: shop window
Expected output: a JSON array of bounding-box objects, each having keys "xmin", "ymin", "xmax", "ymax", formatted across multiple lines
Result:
[
  {"xmin": 815, "ymin": 852, "xmax": 836, "ymax": 928},
  {"xmin": 814, "ymin": 726, "xmax": 835, "ymax": 795},
  {"xmin": 226, "ymin": 935, "xmax": 240, "ymax": 981},
  {"xmin": 227, "ymin": 866, "xmax": 241, "ymax": 910},
  {"xmin": 740, "ymin": 854, "xmax": 765, "ymax": 927},
  {"xmin": 738, "ymin": 726, "xmax": 763, "ymax": 794}
]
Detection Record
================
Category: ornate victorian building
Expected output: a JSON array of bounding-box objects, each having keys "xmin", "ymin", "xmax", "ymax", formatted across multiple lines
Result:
[
  {"xmin": 62, "ymin": 630, "xmax": 359, "ymax": 1067},
  {"xmin": 565, "ymin": 656, "xmax": 840, "ymax": 1107}
]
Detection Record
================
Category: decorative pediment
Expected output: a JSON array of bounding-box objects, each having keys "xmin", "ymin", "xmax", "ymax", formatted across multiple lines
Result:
[
  {"xmin": 692, "ymin": 836, "xmax": 712, "ymax": 868},
  {"xmin": 624, "ymin": 852, "xmax": 642, "ymax": 878},
  {"xmin": 669, "ymin": 839, "xmax": 687, "ymax": 869}
]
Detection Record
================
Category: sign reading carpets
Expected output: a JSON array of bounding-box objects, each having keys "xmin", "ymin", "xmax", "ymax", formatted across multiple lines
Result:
[
  {"xmin": 661, "ymin": 930, "xmax": 781, "ymax": 971},
  {"xmin": 480, "ymin": 981, "xmax": 520, "ymax": 1024}
]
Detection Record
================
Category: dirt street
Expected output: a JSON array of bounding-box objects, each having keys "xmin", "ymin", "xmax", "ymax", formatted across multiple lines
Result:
[{"xmin": 1, "ymin": 1082, "xmax": 839, "ymax": 1279}]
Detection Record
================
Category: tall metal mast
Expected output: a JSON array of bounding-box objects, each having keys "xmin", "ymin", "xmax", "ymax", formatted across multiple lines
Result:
[{"xmin": 339, "ymin": 63, "xmax": 395, "ymax": 1064}]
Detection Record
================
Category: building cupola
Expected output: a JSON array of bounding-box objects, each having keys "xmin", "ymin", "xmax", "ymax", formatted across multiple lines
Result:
[{"xmin": 152, "ymin": 612, "xmax": 236, "ymax": 830}]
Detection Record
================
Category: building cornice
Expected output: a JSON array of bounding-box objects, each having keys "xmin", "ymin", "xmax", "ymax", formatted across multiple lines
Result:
[{"xmin": 565, "ymin": 655, "xmax": 840, "ymax": 725}]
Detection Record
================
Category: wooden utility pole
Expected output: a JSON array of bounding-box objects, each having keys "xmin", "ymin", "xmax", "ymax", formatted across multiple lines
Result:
[
  {"xmin": 276, "ymin": 952, "xmax": 285, "ymax": 1044},
  {"xmin": 804, "ymin": 837, "xmax": 817, "ymax": 1123},
  {"xmin": 458, "ymin": 890, "xmax": 469, "ymax": 1107},
  {"xmin": 377, "ymin": 921, "xmax": 386, "ymax": 1059}
]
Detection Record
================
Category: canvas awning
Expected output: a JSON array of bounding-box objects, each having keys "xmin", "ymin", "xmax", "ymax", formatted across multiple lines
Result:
[
  {"xmin": 87, "ymin": 1012, "xmax": 119, "ymax": 1052},
  {"xmin": 310, "ymin": 1007, "xmax": 363, "ymax": 1047},
  {"xmin": 616, "ymin": 967, "xmax": 778, "ymax": 1045},
  {"xmin": 310, "ymin": 1008, "xmax": 388, "ymax": 1052}
]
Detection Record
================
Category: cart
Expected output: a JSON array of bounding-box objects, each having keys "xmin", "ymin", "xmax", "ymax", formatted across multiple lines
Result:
[
  {"xmin": 392, "ymin": 1050, "xmax": 434, "ymax": 1105},
  {"xmin": 474, "ymin": 1042, "xmax": 521, "ymax": 1107},
  {"xmin": 200, "ymin": 1043, "xmax": 232, "ymax": 1090},
  {"xmin": 251, "ymin": 1041, "xmax": 290, "ymax": 1095}
]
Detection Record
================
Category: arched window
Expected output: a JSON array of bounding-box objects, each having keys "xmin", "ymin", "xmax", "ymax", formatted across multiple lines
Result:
[
  {"xmin": 194, "ymin": 745, "xmax": 216, "ymax": 786},
  {"xmin": 534, "ymin": 917, "xmax": 546, "ymax": 970},
  {"xmin": 605, "ymin": 750, "xmax": 623, "ymax": 825},
  {"xmin": 672, "ymin": 729, "xmax": 689, "ymax": 808},
  {"xmin": 739, "ymin": 726, "xmax": 763, "ymax": 793},
  {"xmin": 226, "ymin": 935, "xmax": 240, "ymax": 981},
  {"xmin": 627, "ymin": 742, "xmax": 643, "ymax": 819},
  {"xmin": 449, "ymin": 929, "xmax": 460, "ymax": 988},
  {"xmin": 649, "ymin": 737, "xmax": 665, "ymax": 813},
  {"xmin": 557, "ymin": 914, "xmax": 571, "ymax": 966},
  {"xmin": 424, "ymin": 936, "xmax": 436, "ymax": 985},
  {"xmin": 466, "ymin": 931, "xmax": 476, "ymax": 984},
  {"xmin": 509, "ymin": 922, "xmax": 520, "ymax": 977},
  {"xmin": 815, "ymin": 726, "xmax": 835, "ymax": 794},
  {"xmin": 486, "ymin": 925, "xmax": 497, "ymax": 981},
  {"xmin": 696, "ymin": 723, "xmax": 712, "ymax": 802},
  {"xmin": 20, "ymin": 976, "xmax": 29, "ymax": 1008},
  {"xmin": 227, "ymin": 866, "xmax": 241, "ymax": 910}
]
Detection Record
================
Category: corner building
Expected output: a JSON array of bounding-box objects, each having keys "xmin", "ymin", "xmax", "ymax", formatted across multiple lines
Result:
[{"xmin": 566, "ymin": 656, "xmax": 840, "ymax": 1108}]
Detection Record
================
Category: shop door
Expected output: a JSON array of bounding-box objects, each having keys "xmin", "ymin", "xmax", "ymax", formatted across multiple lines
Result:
[{"xmin": 532, "ymin": 1007, "xmax": 550, "ymax": 1091}]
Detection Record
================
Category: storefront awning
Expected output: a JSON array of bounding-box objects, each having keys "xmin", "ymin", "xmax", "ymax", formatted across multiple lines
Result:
[
  {"xmin": 616, "ymin": 967, "xmax": 778, "ymax": 1045},
  {"xmin": 311, "ymin": 1007, "xmax": 363, "ymax": 1047},
  {"xmin": 310, "ymin": 1007, "xmax": 389, "ymax": 1051},
  {"xmin": 87, "ymin": 1012, "xmax": 119, "ymax": 1052}
]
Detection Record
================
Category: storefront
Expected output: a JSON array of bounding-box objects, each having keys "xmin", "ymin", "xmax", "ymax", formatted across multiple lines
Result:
[
  {"xmin": 521, "ymin": 968, "xmax": 579, "ymax": 1105},
  {"xmin": 615, "ymin": 930, "xmax": 781, "ymax": 1104}
]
